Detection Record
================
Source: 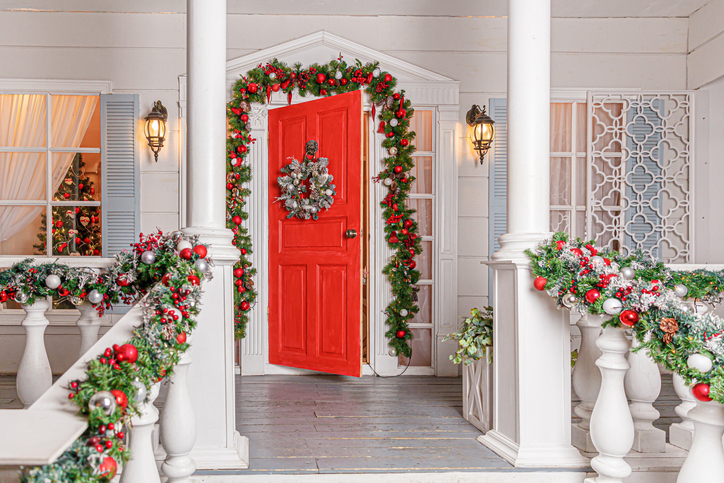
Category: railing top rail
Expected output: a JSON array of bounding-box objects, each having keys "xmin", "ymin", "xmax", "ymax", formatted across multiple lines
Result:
[
  {"xmin": 666, "ymin": 263, "xmax": 724, "ymax": 271},
  {"xmin": 0, "ymin": 257, "xmax": 115, "ymax": 269}
]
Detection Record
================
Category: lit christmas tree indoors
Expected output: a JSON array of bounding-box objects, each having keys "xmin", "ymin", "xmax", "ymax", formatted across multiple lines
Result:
[{"xmin": 34, "ymin": 153, "xmax": 102, "ymax": 256}]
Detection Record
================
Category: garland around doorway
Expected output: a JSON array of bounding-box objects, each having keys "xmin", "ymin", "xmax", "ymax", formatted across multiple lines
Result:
[{"xmin": 226, "ymin": 57, "xmax": 422, "ymax": 356}]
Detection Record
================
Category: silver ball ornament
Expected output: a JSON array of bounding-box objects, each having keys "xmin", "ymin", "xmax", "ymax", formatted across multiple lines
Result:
[
  {"xmin": 384, "ymin": 178, "xmax": 393, "ymax": 186},
  {"xmin": 15, "ymin": 291, "xmax": 29, "ymax": 304},
  {"xmin": 131, "ymin": 380, "xmax": 148, "ymax": 403},
  {"xmin": 176, "ymin": 240, "xmax": 192, "ymax": 252},
  {"xmin": 621, "ymin": 267, "xmax": 636, "ymax": 280},
  {"xmin": 335, "ymin": 71, "xmax": 343, "ymax": 80},
  {"xmin": 687, "ymin": 354, "xmax": 714, "ymax": 373},
  {"xmin": 325, "ymin": 189, "xmax": 333, "ymax": 196},
  {"xmin": 590, "ymin": 256, "xmax": 604, "ymax": 266},
  {"xmin": 89, "ymin": 391, "xmax": 117, "ymax": 416},
  {"xmin": 388, "ymin": 147, "xmax": 398, "ymax": 155},
  {"xmin": 194, "ymin": 258, "xmax": 208, "ymax": 273},
  {"xmin": 87, "ymin": 289, "xmax": 103, "ymax": 304},
  {"xmin": 674, "ymin": 284, "xmax": 689, "ymax": 298},
  {"xmin": 373, "ymin": 68, "xmax": 381, "ymax": 77},
  {"xmin": 269, "ymin": 72, "xmax": 276, "ymax": 80},
  {"xmin": 70, "ymin": 296, "xmax": 84, "ymax": 306},
  {"xmin": 141, "ymin": 250, "xmax": 156, "ymax": 265},
  {"xmin": 45, "ymin": 274, "xmax": 61, "ymax": 289},
  {"xmin": 562, "ymin": 293, "xmax": 578, "ymax": 308},
  {"xmin": 602, "ymin": 298, "xmax": 623, "ymax": 315},
  {"xmin": 400, "ymin": 309, "xmax": 409, "ymax": 317},
  {"xmin": 389, "ymin": 119, "xmax": 399, "ymax": 127}
]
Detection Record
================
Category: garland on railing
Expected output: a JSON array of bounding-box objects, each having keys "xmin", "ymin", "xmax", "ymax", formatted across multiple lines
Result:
[
  {"xmin": 19, "ymin": 230, "xmax": 212, "ymax": 482},
  {"xmin": 226, "ymin": 56, "xmax": 422, "ymax": 356},
  {"xmin": 527, "ymin": 232, "xmax": 724, "ymax": 404}
]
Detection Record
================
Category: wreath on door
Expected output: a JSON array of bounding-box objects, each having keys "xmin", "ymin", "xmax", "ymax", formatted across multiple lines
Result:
[{"xmin": 276, "ymin": 140, "xmax": 336, "ymax": 220}]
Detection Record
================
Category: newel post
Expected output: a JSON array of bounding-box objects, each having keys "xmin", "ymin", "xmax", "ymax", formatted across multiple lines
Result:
[{"xmin": 17, "ymin": 299, "xmax": 53, "ymax": 407}]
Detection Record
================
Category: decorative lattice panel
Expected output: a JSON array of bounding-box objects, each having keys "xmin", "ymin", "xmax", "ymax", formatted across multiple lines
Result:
[{"xmin": 587, "ymin": 92, "xmax": 693, "ymax": 263}]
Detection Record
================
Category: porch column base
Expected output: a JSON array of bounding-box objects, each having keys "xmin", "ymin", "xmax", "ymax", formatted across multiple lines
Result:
[
  {"xmin": 190, "ymin": 432, "xmax": 249, "ymax": 470},
  {"xmin": 478, "ymin": 430, "xmax": 590, "ymax": 468}
]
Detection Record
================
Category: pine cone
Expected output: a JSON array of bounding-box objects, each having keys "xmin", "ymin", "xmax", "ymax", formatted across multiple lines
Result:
[{"xmin": 660, "ymin": 317, "xmax": 679, "ymax": 344}]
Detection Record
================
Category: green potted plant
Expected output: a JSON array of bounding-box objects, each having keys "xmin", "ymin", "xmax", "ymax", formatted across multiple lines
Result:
[{"xmin": 444, "ymin": 306, "xmax": 493, "ymax": 365}]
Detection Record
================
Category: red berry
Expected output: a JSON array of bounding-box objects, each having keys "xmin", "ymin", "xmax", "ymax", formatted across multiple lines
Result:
[
  {"xmin": 117, "ymin": 432, "xmax": 125, "ymax": 439},
  {"xmin": 105, "ymin": 440, "xmax": 113, "ymax": 449},
  {"xmin": 96, "ymin": 445, "xmax": 104, "ymax": 453}
]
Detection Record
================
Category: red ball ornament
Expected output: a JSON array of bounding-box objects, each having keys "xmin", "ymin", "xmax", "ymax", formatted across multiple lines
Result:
[
  {"xmin": 232, "ymin": 215, "xmax": 242, "ymax": 225},
  {"xmin": 99, "ymin": 456, "xmax": 118, "ymax": 478},
  {"xmin": 400, "ymin": 139, "xmax": 409, "ymax": 147},
  {"xmin": 320, "ymin": 89, "xmax": 328, "ymax": 96},
  {"xmin": 116, "ymin": 276, "xmax": 130, "ymax": 287},
  {"xmin": 571, "ymin": 248, "xmax": 584, "ymax": 257},
  {"xmin": 241, "ymin": 248, "xmax": 247, "ymax": 255},
  {"xmin": 176, "ymin": 331, "xmax": 187, "ymax": 344},
  {"xmin": 0, "ymin": 291, "xmax": 7, "ymax": 303},
  {"xmin": 392, "ymin": 203, "xmax": 399, "ymax": 211},
  {"xmin": 404, "ymin": 219, "xmax": 413, "ymax": 229},
  {"xmin": 117, "ymin": 344, "xmax": 138, "ymax": 364},
  {"xmin": 247, "ymin": 83, "xmax": 258, "ymax": 94},
  {"xmin": 393, "ymin": 93, "xmax": 401, "ymax": 100},
  {"xmin": 234, "ymin": 268, "xmax": 244, "ymax": 278},
  {"xmin": 396, "ymin": 330, "xmax": 406, "ymax": 338},
  {"xmin": 271, "ymin": 83, "xmax": 280, "ymax": 92},
  {"xmin": 619, "ymin": 310, "xmax": 640, "ymax": 327},
  {"xmin": 179, "ymin": 248, "xmax": 193, "ymax": 260},
  {"xmin": 316, "ymin": 73, "xmax": 326, "ymax": 84},
  {"xmin": 533, "ymin": 276, "xmax": 547, "ymax": 291},
  {"xmin": 386, "ymin": 131, "xmax": 395, "ymax": 138},
  {"xmin": 110, "ymin": 389, "xmax": 128, "ymax": 410},
  {"xmin": 556, "ymin": 240, "xmax": 565, "ymax": 250},
  {"xmin": 328, "ymin": 79, "xmax": 336, "ymax": 86},
  {"xmin": 585, "ymin": 289, "xmax": 601, "ymax": 303},
  {"xmin": 162, "ymin": 273, "xmax": 172, "ymax": 286},
  {"xmin": 240, "ymin": 114, "xmax": 249, "ymax": 122},
  {"xmin": 192, "ymin": 245, "xmax": 207, "ymax": 258},
  {"xmin": 241, "ymin": 301, "xmax": 250, "ymax": 311},
  {"xmin": 237, "ymin": 145, "xmax": 247, "ymax": 154},
  {"xmin": 396, "ymin": 109, "xmax": 406, "ymax": 119},
  {"xmin": 692, "ymin": 383, "xmax": 712, "ymax": 402},
  {"xmin": 384, "ymin": 73, "xmax": 393, "ymax": 82},
  {"xmin": 393, "ymin": 165, "xmax": 403, "ymax": 174},
  {"xmin": 408, "ymin": 260, "xmax": 416, "ymax": 269},
  {"xmin": 187, "ymin": 275, "xmax": 200, "ymax": 286},
  {"xmin": 401, "ymin": 228, "xmax": 409, "ymax": 235}
]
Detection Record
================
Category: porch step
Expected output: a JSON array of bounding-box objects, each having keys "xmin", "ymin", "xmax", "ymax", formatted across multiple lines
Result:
[{"xmin": 194, "ymin": 471, "xmax": 590, "ymax": 482}]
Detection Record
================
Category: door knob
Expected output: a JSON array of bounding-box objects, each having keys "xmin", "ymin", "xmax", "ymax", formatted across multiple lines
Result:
[{"xmin": 346, "ymin": 229, "xmax": 358, "ymax": 239}]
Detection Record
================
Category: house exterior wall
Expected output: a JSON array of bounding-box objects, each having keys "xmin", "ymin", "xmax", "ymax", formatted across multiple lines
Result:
[{"xmin": 0, "ymin": 2, "xmax": 691, "ymax": 360}]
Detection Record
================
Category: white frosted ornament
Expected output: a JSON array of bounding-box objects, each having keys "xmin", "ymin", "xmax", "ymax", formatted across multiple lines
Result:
[
  {"xmin": 621, "ymin": 267, "xmax": 636, "ymax": 280},
  {"xmin": 400, "ymin": 309, "xmax": 409, "ymax": 317},
  {"xmin": 269, "ymin": 72, "xmax": 276, "ymax": 80},
  {"xmin": 687, "ymin": 353, "xmax": 714, "ymax": 373},
  {"xmin": 389, "ymin": 119, "xmax": 399, "ymax": 127},
  {"xmin": 87, "ymin": 289, "xmax": 103, "ymax": 304},
  {"xmin": 194, "ymin": 258, "xmax": 208, "ymax": 273},
  {"xmin": 141, "ymin": 250, "xmax": 156, "ymax": 264},
  {"xmin": 388, "ymin": 147, "xmax": 398, "ymax": 155},
  {"xmin": 335, "ymin": 71, "xmax": 343, "ymax": 80},
  {"xmin": 590, "ymin": 256, "xmax": 604, "ymax": 266},
  {"xmin": 45, "ymin": 274, "xmax": 61, "ymax": 289},
  {"xmin": 674, "ymin": 284, "xmax": 689, "ymax": 298},
  {"xmin": 602, "ymin": 298, "xmax": 623, "ymax": 315},
  {"xmin": 384, "ymin": 178, "xmax": 393, "ymax": 186},
  {"xmin": 325, "ymin": 189, "xmax": 333, "ymax": 196},
  {"xmin": 373, "ymin": 68, "xmax": 381, "ymax": 77},
  {"xmin": 562, "ymin": 293, "xmax": 578, "ymax": 308},
  {"xmin": 176, "ymin": 240, "xmax": 192, "ymax": 252}
]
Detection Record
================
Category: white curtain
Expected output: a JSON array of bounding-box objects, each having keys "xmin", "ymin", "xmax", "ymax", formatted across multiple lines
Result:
[{"xmin": 0, "ymin": 95, "xmax": 98, "ymax": 243}]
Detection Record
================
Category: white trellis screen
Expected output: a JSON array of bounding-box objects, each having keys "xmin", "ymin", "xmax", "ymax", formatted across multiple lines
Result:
[{"xmin": 586, "ymin": 91, "xmax": 694, "ymax": 263}]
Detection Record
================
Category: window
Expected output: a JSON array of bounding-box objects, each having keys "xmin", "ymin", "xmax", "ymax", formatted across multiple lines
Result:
[
  {"xmin": 0, "ymin": 94, "xmax": 102, "ymax": 256},
  {"xmin": 401, "ymin": 108, "xmax": 435, "ymax": 367}
]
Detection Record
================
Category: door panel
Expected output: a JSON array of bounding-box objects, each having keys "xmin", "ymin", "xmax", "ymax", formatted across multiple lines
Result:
[{"xmin": 268, "ymin": 90, "xmax": 362, "ymax": 377}]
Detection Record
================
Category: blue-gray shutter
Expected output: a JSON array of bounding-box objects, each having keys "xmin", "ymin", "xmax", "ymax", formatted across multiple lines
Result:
[
  {"xmin": 101, "ymin": 94, "xmax": 140, "ymax": 257},
  {"xmin": 624, "ymin": 100, "xmax": 662, "ymax": 257},
  {"xmin": 488, "ymin": 98, "xmax": 507, "ymax": 304}
]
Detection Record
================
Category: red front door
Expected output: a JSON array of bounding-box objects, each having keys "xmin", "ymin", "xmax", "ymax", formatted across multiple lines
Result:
[{"xmin": 268, "ymin": 90, "xmax": 362, "ymax": 377}]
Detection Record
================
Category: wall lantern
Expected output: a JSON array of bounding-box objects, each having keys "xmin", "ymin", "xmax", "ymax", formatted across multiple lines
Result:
[
  {"xmin": 466, "ymin": 104, "xmax": 495, "ymax": 165},
  {"xmin": 144, "ymin": 100, "xmax": 168, "ymax": 162}
]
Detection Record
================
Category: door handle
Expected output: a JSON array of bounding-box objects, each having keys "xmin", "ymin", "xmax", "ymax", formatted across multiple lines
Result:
[{"xmin": 346, "ymin": 229, "xmax": 358, "ymax": 239}]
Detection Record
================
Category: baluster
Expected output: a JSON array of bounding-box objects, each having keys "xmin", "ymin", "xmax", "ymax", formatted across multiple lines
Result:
[
  {"xmin": 121, "ymin": 382, "xmax": 162, "ymax": 483},
  {"xmin": 160, "ymin": 342, "xmax": 196, "ymax": 482},
  {"xmin": 625, "ymin": 336, "xmax": 666, "ymax": 452},
  {"xmin": 16, "ymin": 299, "xmax": 52, "ymax": 407},
  {"xmin": 670, "ymin": 373, "xmax": 696, "ymax": 450},
  {"xmin": 677, "ymin": 401, "xmax": 724, "ymax": 482},
  {"xmin": 76, "ymin": 301, "xmax": 101, "ymax": 357},
  {"xmin": 572, "ymin": 313, "xmax": 603, "ymax": 452},
  {"xmin": 584, "ymin": 326, "xmax": 634, "ymax": 483}
]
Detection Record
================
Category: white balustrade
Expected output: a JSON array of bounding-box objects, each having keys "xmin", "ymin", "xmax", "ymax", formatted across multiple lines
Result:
[
  {"xmin": 584, "ymin": 325, "xmax": 634, "ymax": 483},
  {"xmin": 120, "ymin": 382, "xmax": 162, "ymax": 483},
  {"xmin": 677, "ymin": 400, "xmax": 724, "ymax": 482},
  {"xmin": 670, "ymin": 373, "xmax": 696, "ymax": 450},
  {"xmin": 625, "ymin": 336, "xmax": 666, "ymax": 453},
  {"xmin": 76, "ymin": 301, "xmax": 101, "ymax": 357},
  {"xmin": 571, "ymin": 313, "xmax": 603, "ymax": 453},
  {"xmin": 16, "ymin": 299, "xmax": 53, "ymax": 408},
  {"xmin": 160, "ymin": 340, "xmax": 197, "ymax": 482}
]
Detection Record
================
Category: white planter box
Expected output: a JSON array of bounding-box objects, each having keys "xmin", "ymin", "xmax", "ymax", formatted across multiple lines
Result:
[{"xmin": 462, "ymin": 347, "xmax": 493, "ymax": 433}]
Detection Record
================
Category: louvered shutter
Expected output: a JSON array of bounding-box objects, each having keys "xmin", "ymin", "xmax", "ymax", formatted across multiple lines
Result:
[
  {"xmin": 101, "ymin": 94, "xmax": 140, "ymax": 257},
  {"xmin": 488, "ymin": 98, "xmax": 507, "ymax": 304},
  {"xmin": 624, "ymin": 100, "xmax": 662, "ymax": 257}
]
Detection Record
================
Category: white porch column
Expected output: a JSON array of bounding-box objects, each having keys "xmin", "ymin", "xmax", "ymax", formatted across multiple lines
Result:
[
  {"xmin": 183, "ymin": 0, "xmax": 248, "ymax": 470},
  {"xmin": 478, "ymin": 0, "xmax": 587, "ymax": 468}
]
